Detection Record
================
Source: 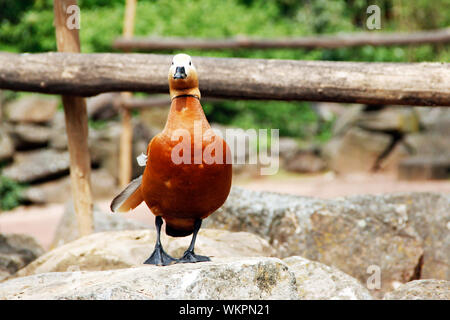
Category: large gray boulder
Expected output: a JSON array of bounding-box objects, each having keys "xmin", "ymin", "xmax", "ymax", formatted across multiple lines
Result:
[
  {"xmin": 283, "ymin": 256, "xmax": 373, "ymax": 300},
  {"xmin": 0, "ymin": 234, "xmax": 44, "ymax": 282},
  {"xmin": 383, "ymin": 280, "xmax": 450, "ymax": 300},
  {"xmin": 205, "ymin": 187, "xmax": 449, "ymax": 297},
  {"xmin": 16, "ymin": 229, "xmax": 276, "ymax": 277},
  {"xmin": 51, "ymin": 202, "xmax": 149, "ymax": 248},
  {"xmin": 0, "ymin": 257, "xmax": 298, "ymax": 300}
]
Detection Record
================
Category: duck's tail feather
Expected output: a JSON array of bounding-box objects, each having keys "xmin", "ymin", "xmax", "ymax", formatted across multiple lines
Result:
[{"xmin": 110, "ymin": 175, "xmax": 144, "ymax": 213}]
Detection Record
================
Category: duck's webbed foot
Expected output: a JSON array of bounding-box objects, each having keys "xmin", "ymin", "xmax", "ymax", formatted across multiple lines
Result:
[
  {"xmin": 144, "ymin": 244, "xmax": 178, "ymax": 266},
  {"xmin": 176, "ymin": 218, "xmax": 210, "ymax": 264},
  {"xmin": 144, "ymin": 216, "xmax": 177, "ymax": 266},
  {"xmin": 178, "ymin": 250, "xmax": 210, "ymax": 263}
]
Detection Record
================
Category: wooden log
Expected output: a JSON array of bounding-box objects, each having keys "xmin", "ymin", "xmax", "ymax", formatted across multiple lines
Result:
[
  {"xmin": 118, "ymin": 0, "xmax": 137, "ymax": 188},
  {"xmin": 113, "ymin": 28, "xmax": 450, "ymax": 51},
  {"xmin": 53, "ymin": 0, "xmax": 93, "ymax": 236},
  {"xmin": 0, "ymin": 53, "xmax": 449, "ymax": 106}
]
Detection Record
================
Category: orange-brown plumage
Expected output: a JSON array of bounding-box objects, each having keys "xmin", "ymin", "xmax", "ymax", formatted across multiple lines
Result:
[
  {"xmin": 111, "ymin": 53, "xmax": 232, "ymax": 263},
  {"xmin": 142, "ymin": 95, "xmax": 232, "ymax": 235}
]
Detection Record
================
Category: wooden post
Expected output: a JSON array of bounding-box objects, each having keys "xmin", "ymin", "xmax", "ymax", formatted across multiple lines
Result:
[
  {"xmin": 119, "ymin": 0, "xmax": 137, "ymax": 187},
  {"xmin": 54, "ymin": 0, "xmax": 94, "ymax": 236}
]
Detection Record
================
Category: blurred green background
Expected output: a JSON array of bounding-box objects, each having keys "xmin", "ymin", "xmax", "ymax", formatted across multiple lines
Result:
[{"xmin": 0, "ymin": 0, "xmax": 449, "ymax": 140}]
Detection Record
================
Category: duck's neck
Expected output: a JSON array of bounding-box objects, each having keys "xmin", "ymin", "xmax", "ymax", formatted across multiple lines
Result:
[
  {"xmin": 169, "ymin": 87, "xmax": 201, "ymax": 100},
  {"xmin": 164, "ymin": 95, "xmax": 210, "ymax": 133}
]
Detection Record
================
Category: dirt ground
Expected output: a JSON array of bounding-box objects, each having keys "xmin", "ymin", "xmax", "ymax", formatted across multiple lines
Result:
[{"xmin": 1, "ymin": 172, "xmax": 449, "ymax": 249}]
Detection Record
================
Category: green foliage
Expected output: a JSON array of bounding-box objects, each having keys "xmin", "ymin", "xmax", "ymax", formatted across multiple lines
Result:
[
  {"xmin": 0, "ymin": 175, "xmax": 25, "ymax": 211},
  {"xmin": 204, "ymin": 100, "xmax": 319, "ymax": 138}
]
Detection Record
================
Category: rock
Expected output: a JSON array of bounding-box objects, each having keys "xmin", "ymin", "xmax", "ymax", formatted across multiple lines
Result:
[
  {"xmin": 278, "ymin": 137, "xmax": 300, "ymax": 160},
  {"xmin": 383, "ymin": 280, "xmax": 450, "ymax": 300},
  {"xmin": 356, "ymin": 108, "xmax": 420, "ymax": 133},
  {"xmin": 88, "ymin": 119, "xmax": 157, "ymax": 181},
  {"xmin": 398, "ymin": 155, "xmax": 450, "ymax": 180},
  {"xmin": 17, "ymin": 229, "xmax": 275, "ymax": 277},
  {"xmin": 323, "ymin": 127, "xmax": 392, "ymax": 174},
  {"xmin": 23, "ymin": 169, "xmax": 117, "ymax": 204},
  {"xmin": 395, "ymin": 193, "xmax": 450, "ymax": 280},
  {"xmin": 204, "ymin": 187, "xmax": 309, "ymax": 238},
  {"xmin": 0, "ymin": 234, "xmax": 44, "ymax": 282},
  {"xmin": 48, "ymin": 111, "xmax": 67, "ymax": 150},
  {"xmin": 5, "ymin": 96, "xmax": 58, "ymax": 123},
  {"xmin": 404, "ymin": 133, "xmax": 450, "ymax": 157},
  {"xmin": 414, "ymin": 106, "xmax": 450, "ymax": 135},
  {"xmin": 51, "ymin": 202, "xmax": 149, "ymax": 248},
  {"xmin": 2, "ymin": 150, "xmax": 70, "ymax": 183},
  {"xmin": 0, "ymin": 130, "xmax": 14, "ymax": 162},
  {"xmin": 283, "ymin": 256, "xmax": 372, "ymax": 300},
  {"xmin": 377, "ymin": 142, "xmax": 411, "ymax": 173},
  {"xmin": 284, "ymin": 150, "xmax": 326, "ymax": 173},
  {"xmin": 166, "ymin": 229, "xmax": 276, "ymax": 260},
  {"xmin": 313, "ymin": 102, "xmax": 348, "ymax": 122},
  {"xmin": 332, "ymin": 105, "xmax": 364, "ymax": 136},
  {"xmin": 86, "ymin": 93, "xmax": 120, "ymax": 120},
  {"xmin": 7, "ymin": 123, "xmax": 52, "ymax": 150},
  {"xmin": 205, "ymin": 187, "xmax": 447, "ymax": 298},
  {"xmin": 268, "ymin": 194, "xmax": 423, "ymax": 298},
  {"xmin": 0, "ymin": 257, "xmax": 298, "ymax": 300}
]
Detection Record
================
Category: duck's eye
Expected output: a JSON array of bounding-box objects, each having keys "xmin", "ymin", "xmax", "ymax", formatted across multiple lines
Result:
[
  {"xmin": 171, "ymin": 62, "xmax": 174, "ymax": 65},
  {"xmin": 189, "ymin": 61, "xmax": 192, "ymax": 66}
]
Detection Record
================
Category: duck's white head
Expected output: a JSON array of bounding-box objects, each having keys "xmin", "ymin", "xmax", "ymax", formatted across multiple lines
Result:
[{"xmin": 168, "ymin": 53, "xmax": 200, "ymax": 100}]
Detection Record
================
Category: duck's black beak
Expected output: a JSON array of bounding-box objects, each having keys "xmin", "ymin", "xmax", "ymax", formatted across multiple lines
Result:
[{"xmin": 173, "ymin": 66, "xmax": 187, "ymax": 79}]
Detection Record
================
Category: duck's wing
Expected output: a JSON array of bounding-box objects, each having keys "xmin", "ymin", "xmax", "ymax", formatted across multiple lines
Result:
[{"xmin": 110, "ymin": 175, "xmax": 144, "ymax": 213}]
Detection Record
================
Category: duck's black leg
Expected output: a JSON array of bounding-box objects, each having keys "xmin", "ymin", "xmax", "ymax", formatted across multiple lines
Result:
[
  {"xmin": 178, "ymin": 219, "xmax": 210, "ymax": 263},
  {"xmin": 144, "ymin": 216, "xmax": 177, "ymax": 266}
]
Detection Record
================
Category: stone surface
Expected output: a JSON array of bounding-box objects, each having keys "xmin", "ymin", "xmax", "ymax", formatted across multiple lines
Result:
[
  {"xmin": 378, "ymin": 142, "xmax": 411, "ymax": 173},
  {"xmin": 383, "ymin": 280, "xmax": 450, "ymax": 300},
  {"xmin": 356, "ymin": 108, "xmax": 420, "ymax": 133},
  {"xmin": 2, "ymin": 150, "xmax": 70, "ymax": 183},
  {"xmin": 284, "ymin": 150, "xmax": 326, "ymax": 173},
  {"xmin": 283, "ymin": 256, "xmax": 372, "ymax": 300},
  {"xmin": 0, "ymin": 233, "xmax": 44, "ymax": 282},
  {"xmin": 22, "ymin": 169, "xmax": 117, "ymax": 204},
  {"xmin": 86, "ymin": 93, "xmax": 120, "ymax": 120},
  {"xmin": 5, "ymin": 95, "xmax": 58, "ymax": 123},
  {"xmin": 205, "ymin": 187, "xmax": 450, "ymax": 297},
  {"xmin": 395, "ymin": 193, "xmax": 450, "ymax": 280},
  {"xmin": 0, "ymin": 129, "xmax": 14, "ymax": 162},
  {"xmin": 323, "ymin": 127, "xmax": 392, "ymax": 174},
  {"xmin": 331, "ymin": 105, "xmax": 363, "ymax": 136},
  {"xmin": 404, "ymin": 133, "xmax": 450, "ymax": 157},
  {"xmin": 398, "ymin": 155, "xmax": 450, "ymax": 180},
  {"xmin": 0, "ymin": 257, "xmax": 298, "ymax": 300},
  {"xmin": 7, "ymin": 123, "xmax": 52, "ymax": 149},
  {"xmin": 17, "ymin": 229, "xmax": 276, "ymax": 277},
  {"xmin": 414, "ymin": 106, "xmax": 450, "ymax": 135},
  {"xmin": 51, "ymin": 202, "xmax": 149, "ymax": 248}
]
